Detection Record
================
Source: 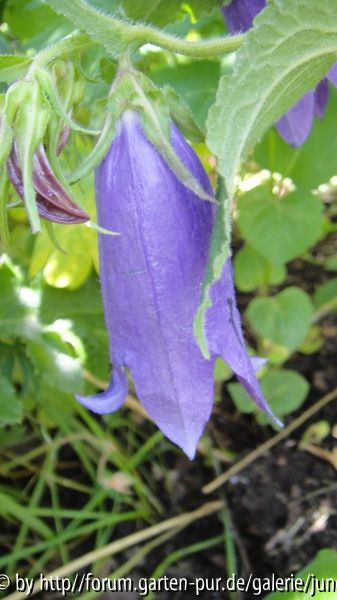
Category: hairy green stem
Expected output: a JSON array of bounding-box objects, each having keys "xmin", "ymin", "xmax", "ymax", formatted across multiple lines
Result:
[
  {"xmin": 44, "ymin": 0, "xmax": 244, "ymax": 59},
  {"xmin": 28, "ymin": 31, "xmax": 94, "ymax": 76},
  {"xmin": 129, "ymin": 25, "xmax": 244, "ymax": 57}
]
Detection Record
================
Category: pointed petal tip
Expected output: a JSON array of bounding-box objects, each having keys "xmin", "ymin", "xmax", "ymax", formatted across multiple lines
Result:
[
  {"xmin": 250, "ymin": 356, "xmax": 268, "ymax": 372},
  {"xmin": 183, "ymin": 445, "xmax": 197, "ymax": 461},
  {"xmin": 76, "ymin": 367, "xmax": 128, "ymax": 415},
  {"xmin": 139, "ymin": 393, "xmax": 206, "ymax": 460},
  {"xmin": 269, "ymin": 412, "xmax": 283, "ymax": 429},
  {"xmin": 178, "ymin": 435, "xmax": 200, "ymax": 460}
]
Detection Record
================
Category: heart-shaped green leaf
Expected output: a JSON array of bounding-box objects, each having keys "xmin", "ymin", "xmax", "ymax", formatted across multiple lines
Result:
[
  {"xmin": 247, "ymin": 287, "xmax": 313, "ymax": 351},
  {"xmin": 234, "ymin": 244, "xmax": 286, "ymax": 291},
  {"xmin": 0, "ymin": 376, "xmax": 23, "ymax": 426},
  {"xmin": 237, "ymin": 184, "xmax": 323, "ymax": 266}
]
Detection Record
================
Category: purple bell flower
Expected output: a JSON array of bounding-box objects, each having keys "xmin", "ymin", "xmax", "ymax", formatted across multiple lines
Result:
[
  {"xmin": 222, "ymin": 0, "xmax": 337, "ymax": 146},
  {"xmin": 76, "ymin": 109, "xmax": 280, "ymax": 459}
]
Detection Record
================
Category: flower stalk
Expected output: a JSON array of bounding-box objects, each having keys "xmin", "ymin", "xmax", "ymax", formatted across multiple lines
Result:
[{"xmin": 45, "ymin": 0, "xmax": 244, "ymax": 59}]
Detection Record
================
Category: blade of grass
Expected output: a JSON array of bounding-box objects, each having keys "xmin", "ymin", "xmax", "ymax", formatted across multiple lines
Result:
[
  {"xmin": 0, "ymin": 510, "xmax": 142, "ymax": 571},
  {"xmin": 147, "ymin": 534, "xmax": 224, "ymax": 600},
  {"xmin": 79, "ymin": 528, "xmax": 185, "ymax": 600},
  {"xmin": 5, "ymin": 500, "xmax": 223, "ymax": 599},
  {"xmin": 0, "ymin": 491, "xmax": 53, "ymax": 540},
  {"xmin": 6, "ymin": 469, "xmax": 47, "ymax": 576}
]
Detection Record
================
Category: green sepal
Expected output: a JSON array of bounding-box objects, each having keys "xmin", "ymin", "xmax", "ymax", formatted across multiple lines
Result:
[
  {"xmin": 0, "ymin": 171, "xmax": 10, "ymax": 248},
  {"xmin": 3, "ymin": 80, "xmax": 31, "ymax": 125},
  {"xmin": 13, "ymin": 81, "xmax": 50, "ymax": 233},
  {"xmin": 51, "ymin": 61, "xmax": 76, "ymax": 105},
  {"xmin": 162, "ymin": 85, "xmax": 204, "ymax": 143},
  {"xmin": 67, "ymin": 73, "xmax": 137, "ymax": 183},
  {"xmin": 130, "ymin": 70, "xmax": 215, "ymax": 203},
  {"xmin": 194, "ymin": 177, "xmax": 231, "ymax": 358},
  {"xmin": 86, "ymin": 221, "xmax": 120, "ymax": 236},
  {"xmin": 43, "ymin": 220, "xmax": 66, "ymax": 254},
  {"xmin": 0, "ymin": 113, "xmax": 13, "ymax": 174},
  {"xmin": 35, "ymin": 68, "xmax": 100, "ymax": 136}
]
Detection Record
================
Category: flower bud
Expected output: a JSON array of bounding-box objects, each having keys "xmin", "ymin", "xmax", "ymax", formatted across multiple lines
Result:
[{"xmin": 7, "ymin": 143, "xmax": 89, "ymax": 224}]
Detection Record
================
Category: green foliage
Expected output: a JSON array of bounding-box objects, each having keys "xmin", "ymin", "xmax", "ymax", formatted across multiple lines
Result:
[
  {"xmin": 0, "ymin": 258, "xmax": 36, "ymax": 339},
  {"xmin": 247, "ymin": 287, "xmax": 314, "ymax": 352},
  {"xmin": 237, "ymin": 183, "xmax": 323, "ymax": 266},
  {"xmin": 152, "ymin": 61, "xmax": 220, "ymax": 129},
  {"xmin": 314, "ymin": 278, "xmax": 337, "ymax": 313},
  {"xmin": 4, "ymin": 0, "xmax": 71, "ymax": 46},
  {"xmin": 228, "ymin": 369, "xmax": 309, "ymax": 425},
  {"xmin": 0, "ymin": 375, "xmax": 23, "ymax": 425},
  {"xmin": 89, "ymin": 0, "xmax": 223, "ymax": 27},
  {"xmin": 234, "ymin": 245, "xmax": 286, "ymax": 292},
  {"xmin": 123, "ymin": 0, "xmax": 183, "ymax": 26},
  {"xmin": 0, "ymin": 55, "xmax": 31, "ymax": 84},
  {"xmin": 0, "ymin": 257, "xmax": 85, "ymax": 426},
  {"xmin": 30, "ymin": 225, "xmax": 96, "ymax": 290},
  {"xmin": 256, "ymin": 87, "xmax": 337, "ymax": 196},
  {"xmin": 325, "ymin": 254, "xmax": 337, "ymax": 271},
  {"xmin": 26, "ymin": 333, "xmax": 82, "ymax": 394},
  {"xmin": 206, "ymin": 0, "xmax": 337, "ymax": 196},
  {"xmin": 44, "ymin": 0, "xmax": 137, "ymax": 59},
  {"xmin": 214, "ymin": 357, "xmax": 231, "ymax": 383},
  {"xmin": 122, "ymin": 0, "xmax": 223, "ymax": 26},
  {"xmin": 202, "ymin": 0, "xmax": 337, "ymax": 320},
  {"xmin": 40, "ymin": 277, "xmax": 110, "ymax": 381},
  {"xmin": 265, "ymin": 549, "xmax": 337, "ymax": 599}
]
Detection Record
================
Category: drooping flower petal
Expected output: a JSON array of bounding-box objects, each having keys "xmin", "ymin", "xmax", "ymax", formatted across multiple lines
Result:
[
  {"xmin": 275, "ymin": 92, "xmax": 315, "ymax": 147},
  {"xmin": 7, "ymin": 143, "xmax": 89, "ymax": 224},
  {"xmin": 314, "ymin": 79, "xmax": 329, "ymax": 118},
  {"xmin": 326, "ymin": 64, "xmax": 337, "ymax": 87},
  {"xmin": 77, "ymin": 366, "xmax": 128, "ymax": 414},
  {"xmin": 206, "ymin": 261, "xmax": 281, "ymax": 426},
  {"xmin": 76, "ymin": 109, "xmax": 279, "ymax": 458}
]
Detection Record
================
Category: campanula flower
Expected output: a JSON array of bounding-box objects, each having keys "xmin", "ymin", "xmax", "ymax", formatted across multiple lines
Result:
[
  {"xmin": 7, "ymin": 142, "xmax": 89, "ymax": 224},
  {"xmin": 76, "ymin": 109, "xmax": 280, "ymax": 459},
  {"xmin": 222, "ymin": 0, "xmax": 337, "ymax": 146}
]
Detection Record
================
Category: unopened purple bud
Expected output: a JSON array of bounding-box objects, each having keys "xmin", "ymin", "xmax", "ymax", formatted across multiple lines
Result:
[
  {"xmin": 7, "ymin": 143, "xmax": 89, "ymax": 224},
  {"xmin": 76, "ymin": 109, "xmax": 280, "ymax": 459}
]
